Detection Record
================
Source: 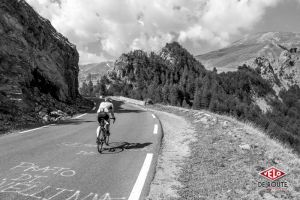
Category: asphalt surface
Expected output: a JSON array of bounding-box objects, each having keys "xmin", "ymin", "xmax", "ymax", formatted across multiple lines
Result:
[{"xmin": 0, "ymin": 99, "xmax": 162, "ymax": 200}]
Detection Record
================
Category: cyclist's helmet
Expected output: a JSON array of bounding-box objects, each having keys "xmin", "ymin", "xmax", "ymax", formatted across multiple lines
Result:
[{"xmin": 104, "ymin": 97, "xmax": 112, "ymax": 102}]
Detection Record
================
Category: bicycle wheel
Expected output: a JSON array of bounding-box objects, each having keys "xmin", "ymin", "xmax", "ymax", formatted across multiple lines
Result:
[
  {"xmin": 97, "ymin": 129, "xmax": 105, "ymax": 153},
  {"xmin": 105, "ymin": 134, "xmax": 109, "ymax": 146}
]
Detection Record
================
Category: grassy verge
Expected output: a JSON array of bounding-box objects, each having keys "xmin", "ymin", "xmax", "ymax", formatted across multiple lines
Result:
[{"xmin": 147, "ymin": 104, "xmax": 300, "ymax": 200}]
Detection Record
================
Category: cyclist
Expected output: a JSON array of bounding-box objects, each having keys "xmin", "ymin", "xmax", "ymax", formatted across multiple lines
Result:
[{"xmin": 96, "ymin": 97, "xmax": 116, "ymax": 143}]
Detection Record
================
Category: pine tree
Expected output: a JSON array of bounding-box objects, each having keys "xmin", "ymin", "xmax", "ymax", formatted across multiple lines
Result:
[
  {"xmin": 99, "ymin": 78, "xmax": 107, "ymax": 96},
  {"xmin": 192, "ymin": 84, "xmax": 202, "ymax": 110},
  {"xmin": 88, "ymin": 80, "xmax": 93, "ymax": 96},
  {"xmin": 80, "ymin": 81, "xmax": 88, "ymax": 96},
  {"xmin": 162, "ymin": 84, "xmax": 170, "ymax": 103},
  {"xmin": 87, "ymin": 73, "xmax": 92, "ymax": 82},
  {"xmin": 170, "ymin": 84, "xmax": 180, "ymax": 106}
]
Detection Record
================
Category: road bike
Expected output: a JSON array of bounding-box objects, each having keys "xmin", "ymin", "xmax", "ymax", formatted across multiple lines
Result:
[{"xmin": 97, "ymin": 118, "xmax": 110, "ymax": 153}]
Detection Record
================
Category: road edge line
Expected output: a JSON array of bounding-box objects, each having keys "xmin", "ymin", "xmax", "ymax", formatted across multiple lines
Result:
[
  {"xmin": 142, "ymin": 110, "xmax": 164, "ymax": 199},
  {"xmin": 128, "ymin": 153, "xmax": 153, "ymax": 200},
  {"xmin": 153, "ymin": 124, "xmax": 158, "ymax": 134},
  {"xmin": 73, "ymin": 113, "xmax": 87, "ymax": 119},
  {"xmin": 19, "ymin": 126, "xmax": 46, "ymax": 134}
]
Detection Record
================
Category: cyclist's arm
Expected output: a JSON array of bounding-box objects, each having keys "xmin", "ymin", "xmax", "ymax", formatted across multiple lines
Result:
[
  {"xmin": 110, "ymin": 104, "xmax": 115, "ymax": 119},
  {"xmin": 97, "ymin": 103, "xmax": 103, "ymax": 113},
  {"xmin": 109, "ymin": 110, "xmax": 115, "ymax": 119}
]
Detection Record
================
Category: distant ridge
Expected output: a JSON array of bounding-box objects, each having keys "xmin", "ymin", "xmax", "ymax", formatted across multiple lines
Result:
[
  {"xmin": 196, "ymin": 32, "xmax": 300, "ymax": 70},
  {"xmin": 78, "ymin": 61, "xmax": 114, "ymax": 85},
  {"xmin": 196, "ymin": 31, "xmax": 300, "ymax": 92}
]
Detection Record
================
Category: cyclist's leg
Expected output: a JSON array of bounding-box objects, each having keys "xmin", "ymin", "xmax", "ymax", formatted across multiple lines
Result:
[
  {"xmin": 96, "ymin": 126, "xmax": 101, "ymax": 138},
  {"xmin": 106, "ymin": 121, "xmax": 110, "ymax": 135},
  {"xmin": 96, "ymin": 114, "xmax": 102, "ymax": 138},
  {"xmin": 103, "ymin": 120, "xmax": 109, "ymax": 133},
  {"xmin": 104, "ymin": 114, "xmax": 110, "ymax": 135}
]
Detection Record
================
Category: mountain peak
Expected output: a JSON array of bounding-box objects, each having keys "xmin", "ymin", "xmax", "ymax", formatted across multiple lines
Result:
[
  {"xmin": 160, "ymin": 41, "xmax": 202, "ymax": 68},
  {"xmin": 161, "ymin": 41, "xmax": 189, "ymax": 55}
]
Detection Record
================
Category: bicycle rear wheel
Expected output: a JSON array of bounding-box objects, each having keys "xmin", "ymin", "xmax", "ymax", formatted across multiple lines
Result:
[
  {"xmin": 97, "ymin": 129, "xmax": 105, "ymax": 153},
  {"xmin": 105, "ymin": 134, "xmax": 109, "ymax": 146}
]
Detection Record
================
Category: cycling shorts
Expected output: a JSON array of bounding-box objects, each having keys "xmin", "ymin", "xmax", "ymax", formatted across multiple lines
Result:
[{"xmin": 97, "ymin": 112, "xmax": 109, "ymax": 123}]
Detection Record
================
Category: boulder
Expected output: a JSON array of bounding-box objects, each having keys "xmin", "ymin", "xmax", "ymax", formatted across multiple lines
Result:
[
  {"xmin": 42, "ymin": 114, "xmax": 50, "ymax": 123},
  {"xmin": 144, "ymin": 98, "xmax": 153, "ymax": 105},
  {"xmin": 239, "ymin": 143, "xmax": 251, "ymax": 150},
  {"xmin": 38, "ymin": 111, "xmax": 47, "ymax": 117}
]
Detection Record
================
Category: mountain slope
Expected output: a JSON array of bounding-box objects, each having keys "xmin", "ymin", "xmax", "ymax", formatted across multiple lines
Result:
[
  {"xmin": 78, "ymin": 61, "xmax": 114, "ymax": 86},
  {"xmin": 196, "ymin": 32, "xmax": 300, "ymax": 92},
  {"xmin": 103, "ymin": 41, "xmax": 300, "ymax": 154},
  {"xmin": 0, "ymin": 0, "xmax": 91, "ymax": 133}
]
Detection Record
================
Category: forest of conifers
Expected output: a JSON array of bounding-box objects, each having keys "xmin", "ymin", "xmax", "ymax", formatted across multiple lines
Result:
[{"xmin": 80, "ymin": 42, "xmax": 300, "ymax": 154}]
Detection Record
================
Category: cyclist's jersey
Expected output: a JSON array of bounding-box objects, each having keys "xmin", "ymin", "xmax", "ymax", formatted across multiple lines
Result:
[{"xmin": 97, "ymin": 102, "xmax": 114, "ymax": 113}]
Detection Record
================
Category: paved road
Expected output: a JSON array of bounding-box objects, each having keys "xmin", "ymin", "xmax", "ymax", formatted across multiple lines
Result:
[{"xmin": 0, "ymin": 99, "xmax": 162, "ymax": 200}]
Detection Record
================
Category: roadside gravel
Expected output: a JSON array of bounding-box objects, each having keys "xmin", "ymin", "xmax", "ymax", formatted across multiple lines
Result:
[{"xmin": 146, "ymin": 108, "xmax": 196, "ymax": 199}]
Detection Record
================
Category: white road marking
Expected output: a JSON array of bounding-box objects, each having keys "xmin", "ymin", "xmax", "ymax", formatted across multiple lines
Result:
[
  {"xmin": 76, "ymin": 151, "xmax": 96, "ymax": 155},
  {"xmin": 153, "ymin": 124, "xmax": 158, "ymax": 134},
  {"xmin": 19, "ymin": 126, "xmax": 47, "ymax": 134},
  {"xmin": 151, "ymin": 114, "xmax": 156, "ymax": 118},
  {"xmin": 73, "ymin": 113, "xmax": 87, "ymax": 119},
  {"xmin": 18, "ymin": 124, "xmax": 55, "ymax": 134},
  {"xmin": 128, "ymin": 153, "xmax": 153, "ymax": 200},
  {"xmin": 92, "ymin": 107, "xmax": 96, "ymax": 110}
]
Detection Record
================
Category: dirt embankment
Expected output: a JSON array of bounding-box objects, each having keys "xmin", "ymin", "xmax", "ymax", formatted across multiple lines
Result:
[
  {"xmin": 147, "ymin": 110, "xmax": 196, "ymax": 199},
  {"xmin": 146, "ymin": 104, "xmax": 300, "ymax": 200}
]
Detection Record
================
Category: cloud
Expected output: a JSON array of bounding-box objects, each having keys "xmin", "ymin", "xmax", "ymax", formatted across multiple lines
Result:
[
  {"xmin": 130, "ymin": 32, "xmax": 175, "ymax": 53},
  {"xmin": 78, "ymin": 51, "xmax": 108, "ymax": 65},
  {"xmin": 202, "ymin": 0, "xmax": 280, "ymax": 34},
  {"xmin": 26, "ymin": 0, "xmax": 282, "ymax": 64}
]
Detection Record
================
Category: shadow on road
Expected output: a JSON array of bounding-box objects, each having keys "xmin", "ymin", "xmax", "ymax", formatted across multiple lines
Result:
[
  {"xmin": 113, "ymin": 100, "xmax": 144, "ymax": 114},
  {"xmin": 110, "ymin": 142, "xmax": 152, "ymax": 149},
  {"xmin": 100, "ymin": 146, "xmax": 124, "ymax": 154},
  {"xmin": 122, "ymin": 142, "xmax": 152, "ymax": 149},
  {"xmin": 99, "ymin": 142, "xmax": 152, "ymax": 154}
]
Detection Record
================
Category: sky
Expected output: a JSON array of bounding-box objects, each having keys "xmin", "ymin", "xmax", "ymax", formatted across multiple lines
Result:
[{"xmin": 26, "ymin": 0, "xmax": 300, "ymax": 64}]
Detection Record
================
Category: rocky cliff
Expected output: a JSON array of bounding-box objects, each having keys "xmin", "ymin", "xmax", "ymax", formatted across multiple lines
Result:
[{"xmin": 0, "ymin": 0, "xmax": 91, "ymax": 132}]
